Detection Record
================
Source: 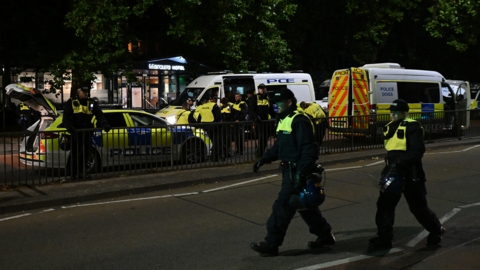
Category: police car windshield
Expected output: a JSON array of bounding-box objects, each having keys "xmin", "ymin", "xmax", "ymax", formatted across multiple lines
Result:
[{"xmin": 170, "ymin": 88, "xmax": 204, "ymax": 106}]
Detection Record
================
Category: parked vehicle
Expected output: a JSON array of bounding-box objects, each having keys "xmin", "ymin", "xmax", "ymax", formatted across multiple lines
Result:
[
  {"xmin": 327, "ymin": 63, "xmax": 470, "ymax": 136},
  {"xmin": 5, "ymin": 84, "xmax": 211, "ymax": 174},
  {"xmin": 156, "ymin": 72, "xmax": 318, "ymax": 124}
]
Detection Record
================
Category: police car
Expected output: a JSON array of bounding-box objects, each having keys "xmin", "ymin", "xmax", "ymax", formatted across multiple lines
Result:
[{"xmin": 6, "ymin": 84, "xmax": 212, "ymax": 174}]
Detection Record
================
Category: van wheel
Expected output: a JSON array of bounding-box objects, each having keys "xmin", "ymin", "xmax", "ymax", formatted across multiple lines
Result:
[{"xmin": 181, "ymin": 140, "xmax": 206, "ymax": 164}]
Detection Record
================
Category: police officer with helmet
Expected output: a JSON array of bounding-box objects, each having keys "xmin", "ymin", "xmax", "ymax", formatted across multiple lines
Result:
[
  {"xmin": 369, "ymin": 99, "xmax": 444, "ymax": 250},
  {"xmin": 63, "ymin": 86, "xmax": 110, "ymax": 180},
  {"xmin": 250, "ymin": 88, "xmax": 335, "ymax": 257}
]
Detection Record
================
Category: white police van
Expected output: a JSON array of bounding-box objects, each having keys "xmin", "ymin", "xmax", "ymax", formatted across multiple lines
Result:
[{"xmin": 156, "ymin": 72, "xmax": 317, "ymax": 123}]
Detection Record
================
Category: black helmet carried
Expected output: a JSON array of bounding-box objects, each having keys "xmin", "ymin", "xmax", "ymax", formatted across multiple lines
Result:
[{"xmin": 289, "ymin": 173, "xmax": 325, "ymax": 210}]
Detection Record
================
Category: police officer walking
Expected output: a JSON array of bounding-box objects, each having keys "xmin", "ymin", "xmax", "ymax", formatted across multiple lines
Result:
[
  {"xmin": 250, "ymin": 88, "xmax": 335, "ymax": 257},
  {"xmin": 197, "ymin": 95, "xmax": 223, "ymax": 161},
  {"xmin": 369, "ymin": 99, "xmax": 444, "ymax": 250},
  {"xmin": 232, "ymin": 93, "xmax": 248, "ymax": 155},
  {"xmin": 248, "ymin": 83, "xmax": 276, "ymax": 157},
  {"xmin": 63, "ymin": 86, "xmax": 110, "ymax": 180}
]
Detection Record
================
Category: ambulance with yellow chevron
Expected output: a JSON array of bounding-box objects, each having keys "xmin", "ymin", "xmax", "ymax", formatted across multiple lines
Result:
[
  {"xmin": 328, "ymin": 63, "xmax": 471, "ymax": 136},
  {"xmin": 156, "ymin": 72, "xmax": 318, "ymax": 123}
]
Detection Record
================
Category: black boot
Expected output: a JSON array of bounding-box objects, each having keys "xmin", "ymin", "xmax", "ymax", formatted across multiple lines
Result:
[
  {"xmin": 368, "ymin": 237, "xmax": 392, "ymax": 251},
  {"xmin": 250, "ymin": 242, "xmax": 279, "ymax": 257},
  {"xmin": 308, "ymin": 233, "xmax": 336, "ymax": 249},
  {"xmin": 427, "ymin": 226, "xmax": 446, "ymax": 246}
]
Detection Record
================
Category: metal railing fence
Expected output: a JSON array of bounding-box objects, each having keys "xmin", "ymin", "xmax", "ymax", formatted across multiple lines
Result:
[{"xmin": 1, "ymin": 109, "xmax": 479, "ymax": 187}]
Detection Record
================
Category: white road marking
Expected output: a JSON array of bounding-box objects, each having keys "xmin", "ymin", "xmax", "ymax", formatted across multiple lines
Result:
[
  {"xmin": 293, "ymin": 248, "xmax": 403, "ymax": 270},
  {"xmin": 365, "ymin": 160, "xmax": 384, "ymax": 167},
  {"xmin": 426, "ymin": 144, "xmax": 480, "ymax": 155},
  {"xmin": 405, "ymin": 201, "xmax": 480, "ymax": 248},
  {"xmin": 202, "ymin": 174, "xmax": 278, "ymax": 193},
  {"xmin": 326, "ymin": 166, "xmax": 362, "ymax": 172},
  {"xmin": 0, "ymin": 213, "xmax": 32, "ymax": 222},
  {"xmin": 61, "ymin": 192, "xmax": 199, "ymax": 209},
  {"xmin": 405, "ymin": 207, "xmax": 461, "ymax": 247},
  {"xmin": 458, "ymin": 202, "xmax": 480, "ymax": 209}
]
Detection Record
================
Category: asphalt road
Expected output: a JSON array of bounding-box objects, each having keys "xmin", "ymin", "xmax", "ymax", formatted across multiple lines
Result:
[{"xmin": 1, "ymin": 145, "xmax": 480, "ymax": 270}]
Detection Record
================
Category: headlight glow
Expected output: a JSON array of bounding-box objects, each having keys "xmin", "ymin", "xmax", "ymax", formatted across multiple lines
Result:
[{"xmin": 167, "ymin": 115, "xmax": 176, "ymax": 124}]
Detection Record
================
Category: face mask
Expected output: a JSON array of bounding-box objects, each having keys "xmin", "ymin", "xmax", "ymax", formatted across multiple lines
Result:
[
  {"xmin": 277, "ymin": 101, "xmax": 289, "ymax": 113},
  {"xmin": 390, "ymin": 111, "xmax": 405, "ymax": 121}
]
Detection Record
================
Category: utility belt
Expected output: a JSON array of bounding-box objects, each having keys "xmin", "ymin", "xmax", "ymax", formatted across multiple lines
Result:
[{"xmin": 280, "ymin": 161, "xmax": 325, "ymax": 183}]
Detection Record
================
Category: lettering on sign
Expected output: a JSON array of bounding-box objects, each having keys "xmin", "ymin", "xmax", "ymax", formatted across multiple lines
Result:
[
  {"xmin": 110, "ymin": 147, "xmax": 172, "ymax": 157},
  {"xmin": 334, "ymin": 71, "xmax": 349, "ymax": 76},
  {"xmin": 332, "ymin": 86, "xmax": 348, "ymax": 91},
  {"xmin": 148, "ymin": 64, "xmax": 185, "ymax": 71},
  {"xmin": 380, "ymin": 87, "xmax": 395, "ymax": 96},
  {"xmin": 266, "ymin": 78, "xmax": 295, "ymax": 84},
  {"xmin": 352, "ymin": 68, "xmax": 364, "ymax": 73}
]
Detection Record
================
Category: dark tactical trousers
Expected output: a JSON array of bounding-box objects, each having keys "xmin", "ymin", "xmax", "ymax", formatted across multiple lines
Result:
[
  {"xmin": 206, "ymin": 126, "xmax": 226, "ymax": 161},
  {"xmin": 233, "ymin": 123, "xmax": 245, "ymax": 154},
  {"xmin": 375, "ymin": 180, "xmax": 442, "ymax": 240},
  {"xmin": 70, "ymin": 131, "xmax": 93, "ymax": 177},
  {"xmin": 255, "ymin": 121, "xmax": 271, "ymax": 157},
  {"xmin": 265, "ymin": 169, "xmax": 332, "ymax": 246}
]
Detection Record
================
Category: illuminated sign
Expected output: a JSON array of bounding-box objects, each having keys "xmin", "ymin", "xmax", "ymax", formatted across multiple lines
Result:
[{"xmin": 148, "ymin": 64, "xmax": 185, "ymax": 71}]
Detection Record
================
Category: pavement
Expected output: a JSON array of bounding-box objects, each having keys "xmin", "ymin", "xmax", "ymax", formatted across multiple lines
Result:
[{"xmin": 1, "ymin": 136, "xmax": 480, "ymax": 215}]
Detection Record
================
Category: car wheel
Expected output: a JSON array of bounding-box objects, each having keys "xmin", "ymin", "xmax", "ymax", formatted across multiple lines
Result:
[
  {"xmin": 86, "ymin": 147, "xmax": 101, "ymax": 174},
  {"xmin": 66, "ymin": 147, "xmax": 101, "ymax": 175},
  {"xmin": 182, "ymin": 139, "xmax": 206, "ymax": 164}
]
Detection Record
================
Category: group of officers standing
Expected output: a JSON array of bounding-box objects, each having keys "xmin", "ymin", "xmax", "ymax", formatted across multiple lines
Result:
[{"xmin": 174, "ymin": 83, "xmax": 328, "ymax": 161}]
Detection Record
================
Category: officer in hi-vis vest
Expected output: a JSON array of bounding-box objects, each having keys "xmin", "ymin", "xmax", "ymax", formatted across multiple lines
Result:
[
  {"xmin": 248, "ymin": 83, "xmax": 276, "ymax": 158},
  {"xmin": 63, "ymin": 86, "xmax": 110, "ymax": 180},
  {"xmin": 250, "ymin": 88, "xmax": 335, "ymax": 257},
  {"xmin": 16, "ymin": 102, "xmax": 32, "ymax": 131},
  {"xmin": 175, "ymin": 102, "xmax": 191, "ymax": 125},
  {"xmin": 232, "ymin": 93, "xmax": 248, "ymax": 155},
  {"xmin": 197, "ymin": 95, "xmax": 223, "ymax": 161},
  {"xmin": 220, "ymin": 97, "xmax": 234, "ymax": 156},
  {"xmin": 369, "ymin": 99, "xmax": 444, "ymax": 251}
]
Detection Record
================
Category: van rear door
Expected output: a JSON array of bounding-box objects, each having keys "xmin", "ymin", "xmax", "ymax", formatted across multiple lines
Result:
[
  {"xmin": 328, "ymin": 69, "xmax": 350, "ymax": 129},
  {"xmin": 351, "ymin": 68, "xmax": 370, "ymax": 131}
]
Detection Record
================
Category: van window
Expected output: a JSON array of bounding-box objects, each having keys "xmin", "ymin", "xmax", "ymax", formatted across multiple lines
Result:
[
  {"xmin": 266, "ymin": 84, "xmax": 312, "ymax": 103},
  {"xmin": 397, "ymin": 82, "xmax": 440, "ymax": 103},
  {"xmin": 170, "ymin": 88, "xmax": 204, "ymax": 106},
  {"xmin": 199, "ymin": 87, "xmax": 219, "ymax": 104},
  {"xmin": 316, "ymin": 80, "xmax": 330, "ymax": 100},
  {"xmin": 224, "ymin": 78, "xmax": 255, "ymax": 102}
]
